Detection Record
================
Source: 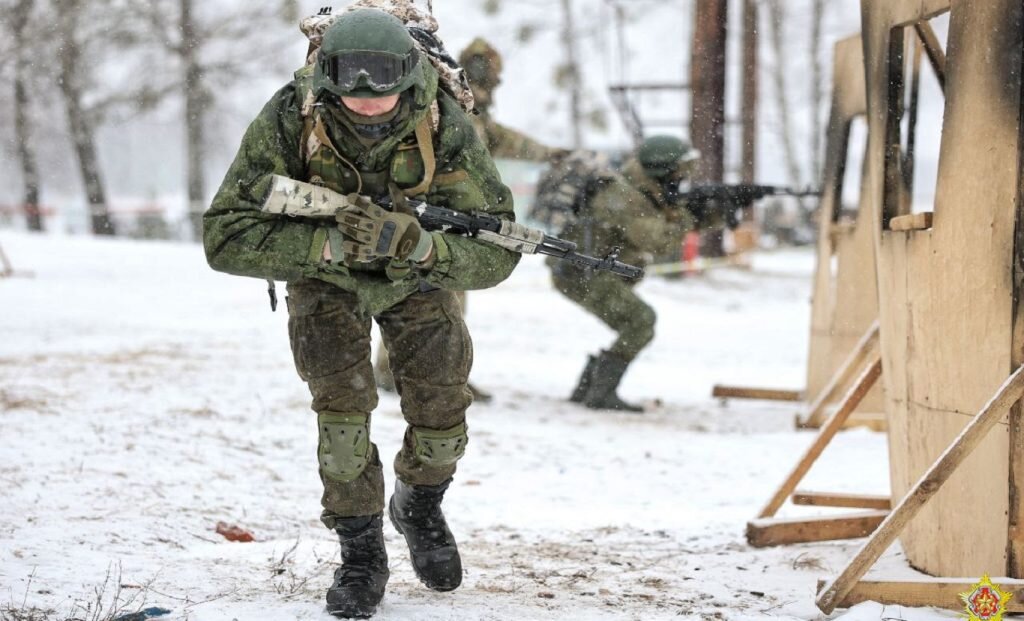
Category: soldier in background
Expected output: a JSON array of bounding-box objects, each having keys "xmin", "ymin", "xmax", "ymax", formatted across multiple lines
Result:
[
  {"xmin": 546, "ymin": 136, "xmax": 699, "ymax": 411},
  {"xmin": 374, "ymin": 37, "xmax": 564, "ymax": 400}
]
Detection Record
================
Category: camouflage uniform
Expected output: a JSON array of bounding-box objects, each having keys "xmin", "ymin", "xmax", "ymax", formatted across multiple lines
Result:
[
  {"xmin": 204, "ymin": 51, "xmax": 518, "ymax": 522},
  {"xmin": 551, "ymin": 158, "xmax": 691, "ymax": 358},
  {"xmin": 550, "ymin": 155, "xmax": 694, "ymax": 411},
  {"xmin": 375, "ymin": 37, "xmax": 560, "ymax": 395}
]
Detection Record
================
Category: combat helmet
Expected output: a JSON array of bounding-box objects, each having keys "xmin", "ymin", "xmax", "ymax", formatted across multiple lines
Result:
[
  {"xmin": 313, "ymin": 8, "xmax": 423, "ymax": 99},
  {"xmin": 636, "ymin": 135, "xmax": 700, "ymax": 179},
  {"xmin": 459, "ymin": 38, "xmax": 502, "ymax": 92}
]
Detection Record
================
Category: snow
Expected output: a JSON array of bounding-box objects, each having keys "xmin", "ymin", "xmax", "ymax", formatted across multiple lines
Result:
[{"xmin": 0, "ymin": 231, "xmax": 959, "ymax": 620}]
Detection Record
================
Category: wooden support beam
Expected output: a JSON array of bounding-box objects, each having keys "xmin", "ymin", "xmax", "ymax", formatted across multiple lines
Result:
[
  {"xmin": 914, "ymin": 21, "xmax": 946, "ymax": 93},
  {"xmin": 817, "ymin": 366, "xmax": 1024, "ymax": 614},
  {"xmin": 792, "ymin": 491, "xmax": 891, "ymax": 510},
  {"xmin": 746, "ymin": 511, "xmax": 888, "ymax": 548},
  {"xmin": 802, "ymin": 321, "xmax": 880, "ymax": 428},
  {"xmin": 815, "ymin": 578, "xmax": 1024, "ymax": 612},
  {"xmin": 888, "ymin": 212, "xmax": 933, "ymax": 232},
  {"xmin": 712, "ymin": 385, "xmax": 804, "ymax": 402},
  {"xmin": 759, "ymin": 358, "xmax": 883, "ymax": 519}
]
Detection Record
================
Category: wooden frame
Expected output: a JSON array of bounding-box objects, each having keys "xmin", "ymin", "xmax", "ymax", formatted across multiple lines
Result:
[
  {"xmin": 817, "ymin": 368, "xmax": 1024, "ymax": 612},
  {"xmin": 746, "ymin": 358, "xmax": 886, "ymax": 547},
  {"xmin": 860, "ymin": 0, "xmax": 1024, "ymax": 579}
]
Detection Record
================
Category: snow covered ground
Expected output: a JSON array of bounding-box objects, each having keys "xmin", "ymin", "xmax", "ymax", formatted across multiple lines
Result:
[{"xmin": 0, "ymin": 231, "xmax": 956, "ymax": 620}]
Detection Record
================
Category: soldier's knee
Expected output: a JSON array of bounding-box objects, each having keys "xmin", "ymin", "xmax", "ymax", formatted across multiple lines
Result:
[
  {"xmin": 411, "ymin": 423, "xmax": 468, "ymax": 467},
  {"xmin": 635, "ymin": 304, "xmax": 656, "ymax": 346},
  {"xmin": 317, "ymin": 412, "xmax": 371, "ymax": 482}
]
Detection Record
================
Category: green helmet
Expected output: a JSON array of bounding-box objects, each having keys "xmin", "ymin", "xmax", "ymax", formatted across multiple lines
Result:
[
  {"xmin": 313, "ymin": 9, "xmax": 422, "ymax": 99},
  {"xmin": 637, "ymin": 135, "xmax": 699, "ymax": 179}
]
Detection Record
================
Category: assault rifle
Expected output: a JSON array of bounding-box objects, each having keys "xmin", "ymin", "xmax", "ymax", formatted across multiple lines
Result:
[
  {"xmin": 261, "ymin": 175, "xmax": 644, "ymax": 280},
  {"xmin": 667, "ymin": 183, "xmax": 821, "ymax": 229}
]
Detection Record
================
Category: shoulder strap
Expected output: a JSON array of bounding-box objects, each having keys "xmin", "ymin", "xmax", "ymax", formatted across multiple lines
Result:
[{"xmin": 403, "ymin": 106, "xmax": 438, "ymax": 196}]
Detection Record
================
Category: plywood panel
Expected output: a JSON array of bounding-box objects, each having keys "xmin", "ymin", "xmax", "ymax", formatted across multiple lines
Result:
[
  {"xmin": 806, "ymin": 35, "xmax": 884, "ymax": 417},
  {"xmin": 862, "ymin": 0, "xmax": 1023, "ymax": 576}
]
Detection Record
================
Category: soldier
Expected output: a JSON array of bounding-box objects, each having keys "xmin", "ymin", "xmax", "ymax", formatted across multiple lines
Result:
[
  {"xmin": 548, "ymin": 136, "xmax": 698, "ymax": 412},
  {"xmin": 374, "ymin": 36, "xmax": 562, "ymax": 399},
  {"xmin": 203, "ymin": 9, "xmax": 519, "ymax": 618}
]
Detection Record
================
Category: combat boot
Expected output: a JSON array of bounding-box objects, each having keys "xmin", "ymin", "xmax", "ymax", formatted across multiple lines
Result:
[
  {"xmin": 388, "ymin": 478, "xmax": 462, "ymax": 591},
  {"xmin": 326, "ymin": 514, "xmax": 390, "ymax": 619},
  {"xmin": 569, "ymin": 354, "xmax": 598, "ymax": 403},
  {"xmin": 581, "ymin": 350, "xmax": 644, "ymax": 412}
]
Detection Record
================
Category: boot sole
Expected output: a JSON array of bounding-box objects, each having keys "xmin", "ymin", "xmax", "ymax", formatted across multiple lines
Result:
[{"xmin": 388, "ymin": 497, "xmax": 462, "ymax": 592}]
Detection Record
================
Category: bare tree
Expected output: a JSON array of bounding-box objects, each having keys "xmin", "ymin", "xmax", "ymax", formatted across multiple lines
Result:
[
  {"xmin": 4, "ymin": 0, "xmax": 44, "ymax": 231},
  {"xmin": 559, "ymin": 0, "xmax": 584, "ymax": 148},
  {"xmin": 765, "ymin": 0, "xmax": 804, "ymax": 188},
  {"xmin": 809, "ymin": 0, "xmax": 828, "ymax": 181},
  {"xmin": 56, "ymin": 0, "xmax": 116, "ymax": 235},
  {"xmin": 141, "ymin": 1, "xmax": 293, "ymax": 241}
]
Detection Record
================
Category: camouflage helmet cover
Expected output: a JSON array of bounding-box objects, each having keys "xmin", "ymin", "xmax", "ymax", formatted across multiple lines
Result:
[
  {"xmin": 313, "ymin": 8, "xmax": 423, "ymax": 99},
  {"xmin": 636, "ymin": 135, "xmax": 699, "ymax": 178}
]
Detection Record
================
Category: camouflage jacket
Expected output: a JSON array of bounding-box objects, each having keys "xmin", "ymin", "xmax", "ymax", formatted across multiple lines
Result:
[
  {"xmin": 552, "ymin": 157, "xmax": 694, "ymax": 273},
  {"xmin": 204, "ymin": 63, "xmax": 519, "ymax": 315},
  {"xmin": 471, "ymin": 111, "xmax": 559, "ymax": 162}
]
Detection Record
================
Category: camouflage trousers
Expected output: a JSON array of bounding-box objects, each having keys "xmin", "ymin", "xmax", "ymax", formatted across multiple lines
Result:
[
  {"xmin": 286, "ymin": 279, "xmax": 473, "ymax": 526},
  {"xmin": 551, "ymin": 265, "xmax": 656, "ymax": 362}
]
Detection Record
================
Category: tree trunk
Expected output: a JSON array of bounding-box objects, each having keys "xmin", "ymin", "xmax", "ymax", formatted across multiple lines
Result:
[
  {"xmin": 559, "ymin": 0, "xmax": 583, "ymax": 149},
  {"xmin": 12, "ymin": 0, "xmax": 43, "ymax": 232},
  {"xmin": 766, "ymin": 0, "xmax": 804, "ymax": 189},
  {"xmin": 182, "ymin": 0, "xmax": 206, "ymax": 242},
  {"xmin": 810, "ymin": 0, "xmax": 827, "ymax": 181},
  {"xmin": 740, "ymin": 0, "xmax": 758, "ymax": 186},
  {"xmin": 689, "ymin": 0, "xmax": 728, "ymax": 184},
  {"xmin": 56, "ymin": 0, "xmax": 115, "ymax": 236},
  {"xmin": 690, "ymin": 0, "xmax": 728, "ymax": 256}
]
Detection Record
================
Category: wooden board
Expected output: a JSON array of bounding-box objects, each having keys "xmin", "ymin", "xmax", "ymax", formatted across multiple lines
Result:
[
  {"xmin": 805, "ymin": 35, "xmax": 884, "ymax": 426},
  {"xmin": 792, "ymin": 491, "xmax": 891, "ymax": 510},
  {"xmin": 888, "ymin": 212, "xmax": 932, "ymax": 231},
  {"xmin": 860, "ymin": 0, "xmax": 1022, "ymax": 577},
  {"xmin": 711, "ymin": 385, "xmax": 803, "ymax": 402},
  {"xmin": 815, "ymin": 578, "xmax": 1024, "ymax": 612},
  {"xmin": 746, "ymin": 511, "xmax": 888, "ymax": 548}
]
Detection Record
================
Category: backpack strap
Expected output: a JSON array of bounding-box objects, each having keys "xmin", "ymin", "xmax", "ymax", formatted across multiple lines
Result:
[{"xmin": 404, "ymin": 111, "xmax": 437, "ymax": 197}]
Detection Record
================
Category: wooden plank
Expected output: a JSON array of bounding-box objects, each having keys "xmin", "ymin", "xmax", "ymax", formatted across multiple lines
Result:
[
  {"xmin": 711, "ymin": 385, "xmax": 803, "ymax": 402},
  {"xmin": 815, "ymin": 578, "xmax": 1024, "ymax": 612},
  {"xmin": 888, "ymin": 212, "xmax": 933, "ymax": 232},
  {"xmin": 817, "ymin": 366, "xmax": 1024, "ymax": 614},
  {"xmin": 746, "ymin": 511, "xmax": 888, "ymax": 548},
  {"xmin": 802, "ymin": 322, "xmax": 880, "ymax": 428},
  {"xmin": 792, "ymin": 491, "xmax": 891, "ymax": 510},
  {"xmin": 759, "ymin": 358, "xmax": 882, "ymax": 519}
]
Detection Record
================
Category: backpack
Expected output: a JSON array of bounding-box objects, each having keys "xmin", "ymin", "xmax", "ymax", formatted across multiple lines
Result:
[
  {"xmin": 299, "ymin": 2, "xmax": 474, "ymax": 114},
  {"xmin": 529, "ymin": 150, "xmax": 614, "ymax": 233}
]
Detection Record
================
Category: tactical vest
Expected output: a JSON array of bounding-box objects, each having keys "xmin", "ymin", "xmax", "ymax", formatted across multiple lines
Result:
[{"xmin": 294, "ymin": 66, "xmax": 439, "ymax": 200}]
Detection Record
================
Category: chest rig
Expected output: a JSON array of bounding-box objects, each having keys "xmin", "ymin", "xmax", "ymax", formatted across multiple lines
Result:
[{"xmin": 296, "ymin": 73, "xmax": 440, "ymax": 200}]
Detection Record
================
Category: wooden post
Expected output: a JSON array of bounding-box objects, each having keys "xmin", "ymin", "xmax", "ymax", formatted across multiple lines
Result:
[
  {"xmin": 802, "ymin": 321, "xmax": 880, "ymax": 428},
  {"xmin": 690, "ymin": 0, "xmax": 728, "ymax": 184},
  {"xmin": 758, "ymin": 357, "xmax": 882, "ymax": 519},
  {"xmin": 816, "ymin": 366, "xmax": 1024, "ymax": 614},
  {"xmin": 740, "ymin": 0, "xmax": 757, "ymax": 188}
]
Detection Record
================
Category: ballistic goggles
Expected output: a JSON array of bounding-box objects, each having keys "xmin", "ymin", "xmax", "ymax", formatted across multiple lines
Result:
[{"xmin": 320, "ymin": 48, "xmax": 420, "ymax": 92}]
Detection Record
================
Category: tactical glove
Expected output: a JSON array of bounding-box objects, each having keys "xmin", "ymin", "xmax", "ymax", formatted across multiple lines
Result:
[{"xmin": 335, "ymin": 194, "xmax": 434, "ymax": 264}]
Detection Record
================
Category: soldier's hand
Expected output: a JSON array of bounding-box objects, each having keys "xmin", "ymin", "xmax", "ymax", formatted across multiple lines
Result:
[{"xmin": 335, "ymin": 194, "xmax": 434, "ymax": 264}]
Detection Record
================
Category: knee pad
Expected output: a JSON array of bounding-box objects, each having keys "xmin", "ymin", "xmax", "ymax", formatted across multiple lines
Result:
[
  {"xmin": 318, "ymin": 412, "xmax": 371, "ymax": 482},
  {"xmin": 412, "ymin": 422, "xmax": 468, "ymax": 467}
]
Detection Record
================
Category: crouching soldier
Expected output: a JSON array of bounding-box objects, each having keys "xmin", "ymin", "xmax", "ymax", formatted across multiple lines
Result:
[
  {"xmin": 203, "ymin": 8, "xmax": 519, "ymax": 618},
  {"xmin": 545, "ymin": 136, "xmax": 698, "ymax": 411}
]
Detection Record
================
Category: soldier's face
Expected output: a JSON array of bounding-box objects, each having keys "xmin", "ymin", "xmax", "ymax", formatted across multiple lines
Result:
[{"xmin": 341, "ymin": 94, "xmax": 401, "ymax": 117}]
